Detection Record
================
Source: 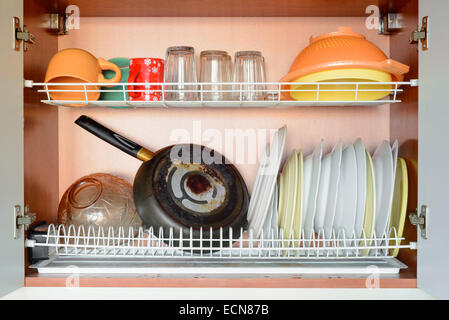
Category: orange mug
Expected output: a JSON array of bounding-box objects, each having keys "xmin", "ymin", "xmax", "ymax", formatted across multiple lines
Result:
[{"xmin": 45, "ymin": 48, "xmax": 122, "ymax": 106}]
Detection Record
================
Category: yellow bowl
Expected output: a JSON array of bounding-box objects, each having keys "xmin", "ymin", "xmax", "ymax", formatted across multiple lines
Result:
[{"xmin": 289, "ymin": 68, "xmax": 393, "ymax": 101}]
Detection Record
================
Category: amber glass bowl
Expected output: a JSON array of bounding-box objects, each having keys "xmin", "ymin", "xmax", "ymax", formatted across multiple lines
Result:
[{"xmin": 58, "ymin": 173, "xmax": 142, "ymax": 233}]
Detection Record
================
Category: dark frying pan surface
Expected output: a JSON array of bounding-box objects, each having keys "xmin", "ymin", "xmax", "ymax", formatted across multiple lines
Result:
[
  {"xmin": 156, "ymin": 145, "xmax": 243, "ymax": 227},
  {"xmin": 134, "ymin": 144, "xmax": 248, "ymax": 247}
]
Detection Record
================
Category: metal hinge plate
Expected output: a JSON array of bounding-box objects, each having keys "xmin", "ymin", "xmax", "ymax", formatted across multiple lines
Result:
[
  {"xmin": 409, "ymin": 205, "xmax": 427, "ymax": 240},
  {"xmin": 379, "ymin": 13, "xmax": 404, "ymax": 35},
  {"xmin": 410, "ymin": 16, "xmax": 429, "ymax": 50},
  {"xmin": 14, "ymin": 205, "xmax": 36, "ymax": 239},
  {"xmin": 48, "ymin": 12, "xmax": 69, "ymax": 35},
  {"xmin": 13, "ymin": 16, "xmax": 35, "ymax": 51}
]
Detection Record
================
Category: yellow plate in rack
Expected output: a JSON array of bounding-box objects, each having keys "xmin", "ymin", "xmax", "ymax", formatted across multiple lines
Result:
[
  {"xmin": 278, "ymin": 154, "xmax": 289, "ymax": 234},
  {"xmin": 279, "ymin": 151, "xmax": 298, "ymax": 248},
  {"xmin": 292, "ymin": 151, "xmax": 304, "ymax": 244},
  {"xmin": 277, "ymin": 174, "xmax": 285, "ymax": 228},
  {"xmin": 289, "ymin": 68, "xmax": 393, "ymax": 101},
  {"xmin": 361, "ymin": 150, "xmax": 376, "ymax": 256},
  {"xmin": 389, "ymin": 157, "xmax": 408, "ymax": 257}
]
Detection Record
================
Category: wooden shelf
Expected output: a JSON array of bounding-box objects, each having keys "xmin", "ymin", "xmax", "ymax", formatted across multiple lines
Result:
[{"xmin": 55, "ymin": 0, "xmax": 383, "ymax": 17}]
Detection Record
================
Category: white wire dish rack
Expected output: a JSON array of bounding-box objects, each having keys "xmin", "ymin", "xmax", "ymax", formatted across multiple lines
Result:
[
  {"xmin": 26, "ymin": 80, "xmax": 417, "ymax": 108},
  {"xmin": 27, "ymin": 224, "xmax": 415, "ymax": 275}
]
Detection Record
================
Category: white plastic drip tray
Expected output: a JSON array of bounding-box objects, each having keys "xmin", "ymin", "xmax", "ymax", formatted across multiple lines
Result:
[{"xmin": 31, "ymin": 257, "xmax": 407, "ymax": 275}]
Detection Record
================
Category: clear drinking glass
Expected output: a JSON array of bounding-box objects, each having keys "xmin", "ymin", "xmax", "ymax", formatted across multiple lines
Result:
[
  {"xmin": 233, "ymin": 51, "xmax": 266, "ymax": 101},
  {"xmin": 164, "ymin": 46, "xmax": 198, "ymax": 101},
  {"xmin": 199, "ymin": 50, "xmax": 233, "ymax": 101}
]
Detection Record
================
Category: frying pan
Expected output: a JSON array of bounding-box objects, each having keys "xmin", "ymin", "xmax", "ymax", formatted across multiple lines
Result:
[{"xmin": 75, "ymin": 115, "xmax": 249, "ymax": 250}]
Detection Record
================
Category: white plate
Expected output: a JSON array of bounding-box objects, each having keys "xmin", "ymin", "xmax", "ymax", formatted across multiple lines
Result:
[
  {"xmin": 248, "ymin": 126, "xmax": 287, "ymax": 238},
  {"xmin": 361, "ymin": 150, "xmax": 376, "ymax": 256},
  {"xmin": 372, "ymin": 140, "xmax": 394, "ymax": 238},
  {"xmin": 353, "ymin": 138, "xmax": 367, "ymax": 238},
  {"xmin": 314, "ymin": 150, "xmax": 331, "ymax": 231},
  {"xmin": 302, "ymin": 141, "xmax": 323, "ymax": 239},
  {"xmin": 262, "ymin": 180, "xmax": 278, "ymax": 239},
  {"xmin": 271, "ymin": 181, "xmax": 279, "ymax": 243},
  {"xmin": 323, "ymin": 141, "xmax": 343, "ymax": 237},
  {"xmin": 302, "ymin": 154, "xmax": 312, "ymax": 235},
  {"xmin": 260, "ymin": 181, "xmax": 279, "ymax": 252},
  {"xmin": 392, "ymin": 139, "xmax": 399, "ymax": 179},
  {"xmin": 249, "ymin": 126, "xmax": 286, "ymax": 237},
  {"xmin": 333, "ymin": 144, "xmax": 358, "ymax": 238},
  {"xmin": 247, "ymin": 144, "xmax": 268, "ymax": 222}
]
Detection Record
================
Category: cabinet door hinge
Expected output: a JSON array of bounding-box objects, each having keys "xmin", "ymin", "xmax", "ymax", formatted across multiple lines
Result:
[
  {"xmin": 378, "ymin": 13, "xmax": 404, "ymax": 35},
  {"xmin": 409, "ymin": 205, "xmax": 427, "ymax": 240},
  {"xmin": 410, "ymin": 16, "xmax": 428, "ymax": 50},
  {"xmin": 14, "ymin": 205, "xmax": 36, "ymax": 239},
  {"xmin": 47, "ymin": 12, "xmax": 69, "ymax": 35},
  {"xmin": 13, "ymin": 17, "xmax": 35, "ymax": 51}
]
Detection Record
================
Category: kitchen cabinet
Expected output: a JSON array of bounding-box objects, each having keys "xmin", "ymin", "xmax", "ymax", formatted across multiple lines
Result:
[{"xmin": 1, "ymin": 0, "xmax": 448, "ymax": 299}]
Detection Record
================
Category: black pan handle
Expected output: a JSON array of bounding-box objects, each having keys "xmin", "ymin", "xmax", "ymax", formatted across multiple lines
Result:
[{"xmin": 75, "ymin": 115, "xmax": 154, "ymax": 161}]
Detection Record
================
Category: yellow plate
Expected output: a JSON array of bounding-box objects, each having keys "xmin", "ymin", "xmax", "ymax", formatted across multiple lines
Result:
[
  {"xmin": 361, "ymin": 150, "xmax": 376, "ymax": 256},
  {"xmin": 290, "ymin": 68, "xmax": 393, "ymax": 101},
  {"xmin": 278, "ymin": 159, "xmax": 290, "ymax": 229},
  {"xmin": 277, "ymin": 173, "xmax": 286, "ymax": 226},
  {"xmin": 279, "ymin": 151, "xmax": 298, "ymax": 248},
  {"xmin": 389, "ymin": 158, "xmax": 408, "ymax": 257}
]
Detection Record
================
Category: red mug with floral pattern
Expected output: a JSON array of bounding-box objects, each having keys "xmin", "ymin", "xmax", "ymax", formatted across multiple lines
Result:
[{"xmin": 128, "ymin": 58, "xmax": 164, "ymax": 101}]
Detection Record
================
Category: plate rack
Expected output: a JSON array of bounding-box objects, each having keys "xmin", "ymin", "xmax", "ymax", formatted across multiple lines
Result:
[
  {"xmin": 27, "ymin": 224, "xmax": 415, "ymax": 259},
  {"xmin": 27, "ymin": 224, "xmax": 415, "ymax": 275}
]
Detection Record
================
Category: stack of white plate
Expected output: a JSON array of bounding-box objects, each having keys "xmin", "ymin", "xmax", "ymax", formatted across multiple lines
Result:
[
  {"xmin": 250, "ymin": 136, "xmax": 408, "ymax": 257},
  {"xmin": 247, "ymin": 125, "xmax": 286, "ymax": 239}
]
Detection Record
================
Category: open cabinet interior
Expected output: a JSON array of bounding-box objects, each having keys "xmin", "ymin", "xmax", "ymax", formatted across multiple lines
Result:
[{"xmin": 22, "ymin": 0, "xmax": 418, "ymax": 287}]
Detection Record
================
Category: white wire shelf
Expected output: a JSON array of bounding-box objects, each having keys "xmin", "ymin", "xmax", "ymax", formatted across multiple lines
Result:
[
  {"xmin": 27, "ymin": 224, "xmax": 415, "ymax": 260},
  {"xmin": 27, "ymin": 80, "xmax": 417, "ymax": 108}
]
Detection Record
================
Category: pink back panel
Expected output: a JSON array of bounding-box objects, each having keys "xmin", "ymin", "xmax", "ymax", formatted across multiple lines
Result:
[{"xmin": 58, "ymin": 17, "xmax": 390, "ymax": 197}]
